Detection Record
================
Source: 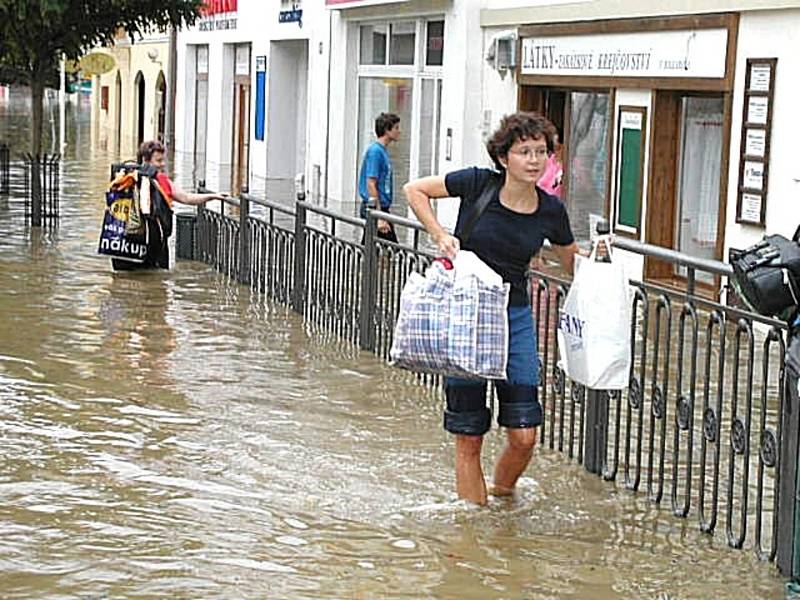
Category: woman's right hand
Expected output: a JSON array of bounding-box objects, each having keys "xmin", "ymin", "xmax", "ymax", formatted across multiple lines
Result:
[{"xmin": 435, "ymin": 232, "xmax": 460, "ymax": 259}]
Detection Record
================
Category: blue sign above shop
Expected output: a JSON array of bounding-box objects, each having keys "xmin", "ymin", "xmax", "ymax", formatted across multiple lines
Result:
[{"xmin": 279, "ymin": 9, "xmax": 302, "ymax": 23}]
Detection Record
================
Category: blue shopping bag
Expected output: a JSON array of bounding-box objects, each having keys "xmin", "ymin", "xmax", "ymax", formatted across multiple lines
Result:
[{"xmin": 97, "ymin": 188, "xmax": 149, "ymax": 263}]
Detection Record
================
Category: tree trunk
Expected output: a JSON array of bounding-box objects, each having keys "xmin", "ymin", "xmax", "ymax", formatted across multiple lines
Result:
[{"xmin": 30, "ymin": 73, "xmax": 44, "ymax": 226}]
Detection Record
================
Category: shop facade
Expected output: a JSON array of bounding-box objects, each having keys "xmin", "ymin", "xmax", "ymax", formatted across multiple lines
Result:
[
  {"xmin": 175, "ymin": 0, "xmax": 327, "ymax": 197},
  {"xmin": 323, "ymin": 0, "xmax": 481, "ymax": 218},
  {"xmin": 479, "ymin": 1, "xmax": 800, "ymax": 292}
]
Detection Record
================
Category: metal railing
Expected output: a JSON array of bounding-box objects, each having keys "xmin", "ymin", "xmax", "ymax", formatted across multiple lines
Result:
[
  {"xmin": 23, "ymin": 153, "xmax": 61, "ymax": 226},
  {"xmin": 182, "ymin": 185, "xmax": 795, "ymax": 575},
  {"xmin": 530, "ymin": 236, "xmax": 791, "ymax": 570}
]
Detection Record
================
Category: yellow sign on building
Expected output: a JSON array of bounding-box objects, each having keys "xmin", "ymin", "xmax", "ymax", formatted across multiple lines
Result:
[{"xmin": 78, "ymin": 52, "xmax": 116, "ymax": 76}]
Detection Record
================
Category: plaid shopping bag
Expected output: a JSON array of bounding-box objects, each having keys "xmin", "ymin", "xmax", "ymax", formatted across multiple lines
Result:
[{"xmin": 390, "ymin": 256, "xmax": 509, "ymax": 380}]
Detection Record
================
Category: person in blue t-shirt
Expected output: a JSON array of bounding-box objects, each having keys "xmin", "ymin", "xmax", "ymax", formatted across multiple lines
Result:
[
  {"xmin": 358, "ymin": 112, "xmax": 401, "ymax": 242},
  {"xmin": 403, "ymin": 112, "xmax": 582, "ymax": 506}
]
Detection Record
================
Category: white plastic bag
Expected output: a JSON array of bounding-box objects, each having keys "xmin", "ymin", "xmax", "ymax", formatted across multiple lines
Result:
[
  {"xmin": 557, "ymin": 237, "xmax": 631, "ymax": 389},
  {"xmin": 390, "ymin": 250, "xmax": 510, "ymax": 379}
]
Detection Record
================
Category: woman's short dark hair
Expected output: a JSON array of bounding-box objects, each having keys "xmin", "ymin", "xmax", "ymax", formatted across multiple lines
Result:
[
  {"xmin": 375, "ymin": 112, "xmax": 400, "ymax": 137},
  {"xmin": 137, "ymin": 140, "xmax": 166, "ymax": 163},
  {"xmin": 486, "ymin": 112, "xmax": 556, "ymax": 171}
]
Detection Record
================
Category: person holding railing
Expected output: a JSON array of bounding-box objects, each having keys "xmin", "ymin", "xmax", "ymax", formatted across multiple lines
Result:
[
  {"xmin": 403, "ymin": 112, "xmax": 580, "ymax": 506},
  {"xmin": 112, "ymin": 140, "xmax": 225, "ymax": 271}
]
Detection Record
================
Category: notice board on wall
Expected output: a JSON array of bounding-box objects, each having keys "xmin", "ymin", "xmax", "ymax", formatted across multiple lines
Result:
[
  {"xmin": 736, "ymin": 58, "xmax": 777, "ymax": 226},
  {"xmin": 614, "ymin": 106, "xmax": 647, "ymax": 237}
]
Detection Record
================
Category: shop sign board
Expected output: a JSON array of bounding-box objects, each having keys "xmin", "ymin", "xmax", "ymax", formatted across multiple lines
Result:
[
  {"xmin": 198, "ymin": 0, "xmax": 238, "ymax": 31},
  {"xmin": 201, "ymin": 0, "xmax": 237, "ymax": 16},
  {"xmin": 77, "ymin": 52, "xmax": 116, "ymax": 76},
  {"xmin": 521, "ymin": 28, "xmax": 728, "ymax": 79}
]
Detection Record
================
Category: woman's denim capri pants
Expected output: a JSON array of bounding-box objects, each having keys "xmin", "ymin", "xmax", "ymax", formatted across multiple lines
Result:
[{"xmin": 444, "ymin": 305, "xmax": 542, "ymax": 435}]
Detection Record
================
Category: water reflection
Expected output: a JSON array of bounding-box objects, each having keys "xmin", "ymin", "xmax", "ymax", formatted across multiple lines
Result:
[{"xmin": 0, "ymin": 89, "xmax": 787, "ymax": 599}]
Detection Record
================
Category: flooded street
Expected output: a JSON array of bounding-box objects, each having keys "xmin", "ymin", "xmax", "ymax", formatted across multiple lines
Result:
[{"xmin": 0, "ymin": 90, "xmax": 787, "ymax": 599}]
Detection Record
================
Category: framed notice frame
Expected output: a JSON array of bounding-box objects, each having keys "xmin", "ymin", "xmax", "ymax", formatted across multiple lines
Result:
[
  {"xmin": 736, "ymin": 58, "xmax": 777, "ymax": 226},
  {"xmin": 613, "ymin": 106, "xmax": 647, "ymax": 238}
]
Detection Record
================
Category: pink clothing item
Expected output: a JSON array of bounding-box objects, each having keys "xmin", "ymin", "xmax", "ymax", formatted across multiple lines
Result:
[{"xmin": 537, "ymin": 154, "xmax": 563, "ymax": 198}]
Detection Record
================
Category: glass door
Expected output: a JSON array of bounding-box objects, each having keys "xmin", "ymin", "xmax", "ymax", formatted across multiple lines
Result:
[{"xmin": 675, "ymin": 96, "xmax": 724, "ymax": 283}]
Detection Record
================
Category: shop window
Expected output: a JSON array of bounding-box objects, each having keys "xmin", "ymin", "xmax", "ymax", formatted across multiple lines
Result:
[
  {"xmin": 425, "ymin": 20, "xmax": 444, "ymax": 67},
  {"xmin": 357, "ymin": 77, "xmax": 413, "ymax": 204},
  {"xmin": 359, "ymin": 24, "xmax": 387, "ymax": 65},
  {"xmin": 675, "ymin": 96, "xmax": 724, "ymax": 283},
  {"xmin": 100, "ymin": 86, "xmax": 109, "ymax": 111},
  {"xmin": 566, "ymin": 92, "xmax": 610, "ymax": 240},
  {"xmin": 356, "ymin": 16, "xmax": 444, "ymax": 211},
  {"xmin": 359, "ymin": 21, "xmax": 416, "ymax": 66},
  {"xmin": 389, "ymin": 22, "xmax": 415, "ymax": 65}
]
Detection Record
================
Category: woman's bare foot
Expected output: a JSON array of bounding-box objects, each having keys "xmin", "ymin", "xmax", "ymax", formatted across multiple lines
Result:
[{"xmin": 488, "ymin": 483, "xmax": 514, "ymax": 497}]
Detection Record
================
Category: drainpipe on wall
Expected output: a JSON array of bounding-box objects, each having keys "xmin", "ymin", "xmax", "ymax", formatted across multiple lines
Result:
[{"xmin": 164, "ymin": 25, "xmax": 178, "ymax": 170}]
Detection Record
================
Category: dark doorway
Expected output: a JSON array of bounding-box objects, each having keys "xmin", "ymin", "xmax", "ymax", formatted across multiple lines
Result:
[
  {"xmin": 134, "ymin": 71, "xmax": 145, "ymax": 147},
  {"xmin": 155, "ymin": 71, "xmax": 166, "ymax": 143}
]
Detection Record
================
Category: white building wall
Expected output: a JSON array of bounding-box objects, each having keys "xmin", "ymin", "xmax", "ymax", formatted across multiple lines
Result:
[
  {"xmin": 175, "ymin": 0, "xmax": 329, "ymax": 194},
  {"xmin": 726, "ymin": 9, "xmax": 800, "ymax": 255}
]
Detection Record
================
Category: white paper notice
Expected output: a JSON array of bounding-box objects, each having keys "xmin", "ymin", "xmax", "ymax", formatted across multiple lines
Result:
[
  {"xmin": 743, "ymin": 161, "xmax": 764, "ymax": 190},
  {"xmin": 740, "ymin": 193, "xmax": 762, "ymax": 222},
  {"xmin": 749, "ymin": 65, "xmax": 771, "ymax": 92},
  {"xmin": 745, "ymin": 129, "xmax": 766, "ymax": 157},
  {"xmin": 747, "ymin": 97, "xmax": 769, "ymax": 125}
]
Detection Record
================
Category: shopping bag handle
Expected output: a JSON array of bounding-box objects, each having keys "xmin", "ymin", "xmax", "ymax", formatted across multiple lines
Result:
[{"xmin": 589, "ymin": 234, "xmax": 615, "ymax": 262}]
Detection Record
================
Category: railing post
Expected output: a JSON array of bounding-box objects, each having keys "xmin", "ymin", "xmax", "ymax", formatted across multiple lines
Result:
[
  {"xmin": 584, "ymin": 388, "xmax": 609, "ymax": 474},
  {"xmin": 582, "ymin": 218, "xmax": 613, "ymax": 475},
  {"xmin": 778, "ymin": 340, "xmax": 800, "ymax": 577},
  {"xmin": 29, "ymin": 154, "xmax": 42, "ymax": 227},
  {"xmin": 238, "ymin": 189, "xmax": 250, "ymax": 285},
  {"xmin": 359, "ymin": 211, "xmax": 378, "ymax": 351},
  {"xmin": 0, "ymin": 143, "xmax": 8, "ymax": 195},
  {"xmin": 292, "ymin": 200, "xmax": 307, "ymax": 314}
]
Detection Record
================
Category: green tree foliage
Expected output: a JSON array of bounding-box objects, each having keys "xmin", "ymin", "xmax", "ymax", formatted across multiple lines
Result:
[{"xmin": 0, "ymin": 0, "xmax": 204, "ymax": 155}]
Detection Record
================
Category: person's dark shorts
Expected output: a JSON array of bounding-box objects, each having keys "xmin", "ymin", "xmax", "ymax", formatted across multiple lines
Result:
[
  {"xmin": 444, "ymin": 305, "xmax": 542, "ymax": 435},
  {"xmin": 359, "ymin": 203, "xmax": 398, "ymax": 244}
]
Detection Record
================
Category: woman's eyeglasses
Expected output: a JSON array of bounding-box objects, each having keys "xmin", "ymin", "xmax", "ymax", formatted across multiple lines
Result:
[{"xmin": 508, "ymin": 148, "xmax": 549, "ymax": 160}]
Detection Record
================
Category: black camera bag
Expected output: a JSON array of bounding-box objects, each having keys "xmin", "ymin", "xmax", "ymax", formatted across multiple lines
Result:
[{"xmin": 731, "ymin": 229, "xmax": 800, "ymax": 317}]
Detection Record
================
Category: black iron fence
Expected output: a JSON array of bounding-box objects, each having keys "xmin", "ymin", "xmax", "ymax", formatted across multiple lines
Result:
[
  {"xmin": 183, "ymin": 186, "xmax": 795, "ymax": 576},
  {"xmin": 23, "ymin": 153, "xmax": 61, "ymax": 226},
  {"xmin": 529, "ymin": 243, "xmax": 791, "ymax": 572},
  {"xmin": 0, "ymin": 143, "xmax": 9, "ymax": 195}
]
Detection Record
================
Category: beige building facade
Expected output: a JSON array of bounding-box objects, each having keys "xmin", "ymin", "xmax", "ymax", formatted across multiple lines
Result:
[{"xmin": 90, "ymin": 31, "xmax": 170, "ymax": 160}]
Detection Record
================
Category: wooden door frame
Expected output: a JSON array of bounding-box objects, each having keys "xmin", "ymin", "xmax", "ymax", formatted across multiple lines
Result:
[
  {"xmin": 231, "ymin": 78, "xmax": 251, "ymax": 195},
  {"xmin": 645, "ymin": 90, "xmax": 732, "ymax": 293}
]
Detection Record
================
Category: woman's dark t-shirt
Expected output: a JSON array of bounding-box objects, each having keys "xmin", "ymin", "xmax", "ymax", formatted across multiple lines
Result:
[{"xmin": 445, "ymin": 167, "xmax": 574, "ymax": 306}]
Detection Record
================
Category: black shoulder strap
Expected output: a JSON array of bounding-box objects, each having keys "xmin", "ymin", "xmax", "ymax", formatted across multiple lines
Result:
[{"xmin": 459, "ymin": 173, "xmax": 502, "ymax": 244}]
